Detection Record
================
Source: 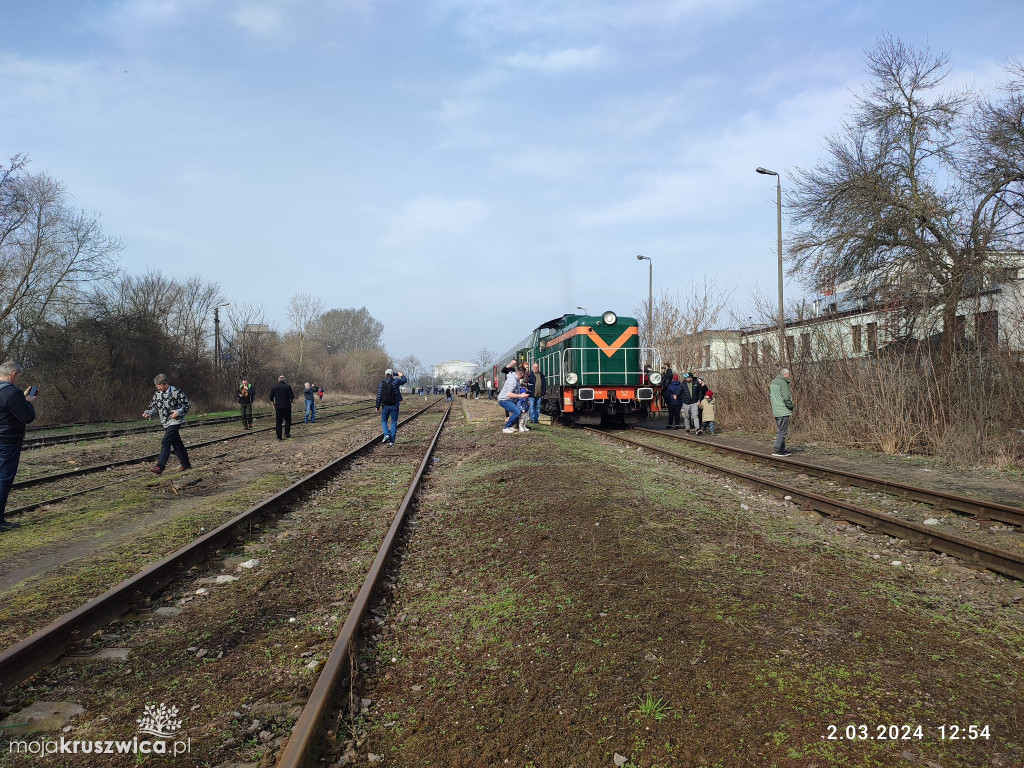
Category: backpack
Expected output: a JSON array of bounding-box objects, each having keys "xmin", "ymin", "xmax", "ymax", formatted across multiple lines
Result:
[{"xmin": 380, "ymin": 379, "xmax": 396, "ymax": 406}]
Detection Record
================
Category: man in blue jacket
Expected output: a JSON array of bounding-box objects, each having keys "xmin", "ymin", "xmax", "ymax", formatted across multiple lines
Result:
[
  {"xmin": 0, "ymin": 361, "xmax": 37, "ymax": 531},
  {"xmin": 376, "ymin": 368, "xmax": 407, "ymax": 446}
]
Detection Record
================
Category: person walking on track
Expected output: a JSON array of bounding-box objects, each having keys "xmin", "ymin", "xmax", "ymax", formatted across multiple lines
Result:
[
  {"xmin": 0, "ymin": 361, "xmax": 37, "ymax": 531},
  {"xmin": 270, "ymin": 375, "xmax": 295, "ymax": 440},
  {"xmin": 770, "ymin": 367, "xmax": 795, "ymax": 457},
  {"xmin": 143, "ymin": 373, "xmax": 192, "ymax": 474},
  {"xmin": 238, "ymin": 379, "xmax": 254, "ymax": 430},
  {"xmin": 303, "ymin": 382, "xmax": 317, "ymax": 423},
  {"xmin": 376, "ymin": 368, "xmax": 407, "ymax": 446}
]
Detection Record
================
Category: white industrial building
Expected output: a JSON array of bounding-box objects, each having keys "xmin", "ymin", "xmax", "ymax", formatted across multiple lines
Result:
[
  {"xmin": 674, "ymin": 257, "xmax": 1024, "ymax": 371},
  {"xmin": 433, "ymin": 360, "xmax": 477, "ymax": 387}
]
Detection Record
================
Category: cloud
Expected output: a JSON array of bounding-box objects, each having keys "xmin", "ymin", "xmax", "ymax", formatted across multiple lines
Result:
[
  {"xmin": 503, "ymin": 46, "xmax": 608, "ymax": 74},
  {"xmin": 499, "ymin": 147, "xmax": 589, "ymax": 178},
  {"xmin": 377, "ymin": 196, "xmax": 492, "ymax": 247},
  {"xmin": 230, "ymin": 5, "xmax": 285, "ymax": 37},
  {"xmin": 573, "ymin": 84, "xmax": 855, "ymax": 228}
]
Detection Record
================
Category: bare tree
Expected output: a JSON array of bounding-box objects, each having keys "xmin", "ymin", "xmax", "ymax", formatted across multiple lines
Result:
[
  {"xmin": 225, "ymin": 302, "xmax": 279, "ymax": 384},
  {"xmin": 634, "ymin": 279, "xmax": 733, "ymax": 371},
  {"xmin": 285, "ymin": 292, "xmax": 325, "ymax": 378},
  {"xmin": 788, "ymin": 35, "xmax": 1024, "ymax": 357},
  {"xmin": 310, "ymin": 306, "xmax": 384, "ymax": 353},
  {"xmin": 395, "ymin": 354, "xmax": 422, "ymax": 385},
  {"xmin": 0, "ymin": 171, "xmax": 121, "ymax": 359},
  {"xmin": 474, "ymin": 347, "xmax": 496, "ymax": 370}
]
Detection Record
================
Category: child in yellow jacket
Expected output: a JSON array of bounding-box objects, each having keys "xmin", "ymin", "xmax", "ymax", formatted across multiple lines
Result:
[{"xmin": 699, "ymin": 391, "xmax": 716, "ymax": 435}]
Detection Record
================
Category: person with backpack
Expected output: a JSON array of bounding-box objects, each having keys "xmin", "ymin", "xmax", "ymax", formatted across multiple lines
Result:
[{"xmin": 376, "ymin": 368, "xmax": 407, "ymax": 446}]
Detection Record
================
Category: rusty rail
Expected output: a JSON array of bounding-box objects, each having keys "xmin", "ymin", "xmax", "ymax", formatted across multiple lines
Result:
[
  {"xmin": 274, "ymin": 402, "xmax": 452, "ymax": 768},
  {"xmin": 634, "ymin": 426, "xmax": 1024, "ymax": 528},
  {"xmin": 11, "ymin": 405, "xmax": 378, "ymax": 491},
  {"xmin": 590, "ymin": 428, "xmax": 1024, "ymax": 581},
  {"xmin": 0, "ymin": 399, "xmax": 444, "ymax": 695}
]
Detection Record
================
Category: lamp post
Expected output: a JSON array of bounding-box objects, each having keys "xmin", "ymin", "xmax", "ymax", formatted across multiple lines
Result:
[
  {"xmin": 214, "ymin": 302, "xmax": 230, "ymax": 380},
  {"xmin": 755, "ymin": 167, "xmax": 785, "ymax": 363},
  {"xmin": 576, "ymin": 306, "xmax": 588, "ymax": 315},
  {"xmin": 636, "ymin": 255, "xmax": 652, "ymax": 350}
]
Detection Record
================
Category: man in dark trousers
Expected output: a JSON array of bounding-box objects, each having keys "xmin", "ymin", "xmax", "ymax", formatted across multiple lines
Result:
[
  {"xmin": 143, "ymin": 373, "xmax": 192, "ymax": 474},
  {"xmin": 269, "ymin": 375, "xmax": 295, "ymax": 440},
  {"xmin": 238, "ymin": 378, "xmax": 255, "ymax": 429},
  {"xmin": 375, "ymin": 368, "xmax": 407, "ymax": 446},
  {"xmin": 527, "ymin": 362, "xmax": 546, "ymax": 423},
  {"xmin": 0, "ymin": 361, "xmax": 37, "ymax": 531}
]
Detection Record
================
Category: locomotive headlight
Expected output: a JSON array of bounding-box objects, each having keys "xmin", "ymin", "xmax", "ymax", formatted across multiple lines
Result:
[
  {"xmin": 649, "ymin": 372, "xmax": 663, "ymax": 385},
  {"xmin": 601, "ymin": 311, "xmax": 617, "ymax": 325},
  {"xmin": 565, "ymin": 372, "xmax": 579, "ymax": 385}
]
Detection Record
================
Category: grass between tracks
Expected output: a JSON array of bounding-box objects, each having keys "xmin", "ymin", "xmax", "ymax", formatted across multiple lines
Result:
[{"xmin": 356, "ymin": 419, "xmax": 1023, "ymax": 768}]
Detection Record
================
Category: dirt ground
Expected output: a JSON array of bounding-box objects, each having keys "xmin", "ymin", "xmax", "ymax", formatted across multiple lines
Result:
[
  {"xmin": 0, "ymin": 405, "xmax": 448, "ymax": 768},
  {"xmin": 353, "ymin": 404, "xmax": 1022, "ymax": 768},
  {"xmin": 0, "ymin": 407, "xmax": 395, "ymax": 648}
]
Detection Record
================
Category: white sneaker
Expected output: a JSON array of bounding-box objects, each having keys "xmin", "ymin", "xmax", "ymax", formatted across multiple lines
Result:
[
  {"xmin": 382, "ymin": 435, "xmax": 389, "ymax": 443},
  {"xmin": 502, "ymin": 427, "xmax": 515, "ymax": 434},
  {"xmin": 519, "ymin": 426, "xmax": 529, "ymax": 432},
  {"xmin": 771, "ymin": 452, "xmax": 792, "ymax": 457}
]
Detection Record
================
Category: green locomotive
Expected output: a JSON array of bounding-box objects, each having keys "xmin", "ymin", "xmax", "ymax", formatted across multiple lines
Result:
[{"xmin": 475, "ymin": 310, "xmax": 663, "ymax": 425}]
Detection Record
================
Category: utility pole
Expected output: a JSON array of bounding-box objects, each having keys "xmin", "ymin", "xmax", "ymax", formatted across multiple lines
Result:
[{"xmin": 756, "ymin": 168, "xmax": 786, "ymax": 363}]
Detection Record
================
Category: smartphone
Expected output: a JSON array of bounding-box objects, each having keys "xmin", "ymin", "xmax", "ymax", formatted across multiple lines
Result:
[{"xmin": 27, "ymin": 386, "xmax": 38, "ymax": 397}]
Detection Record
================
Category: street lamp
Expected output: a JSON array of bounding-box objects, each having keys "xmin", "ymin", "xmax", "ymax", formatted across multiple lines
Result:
[
  {"xmin": 214, "ymin": 302, "xmax": 230, "ymax": 374},
  {"xmin": 576, "ymin": 306, "xmax": 588, "ymax": 315},
  {"xmin": 755, "ymin": 167, "xmax": 785, "ymax": 363},
  {"xmin": 636, "ymin": 255, "xmax": 652, "ymax": 350}
]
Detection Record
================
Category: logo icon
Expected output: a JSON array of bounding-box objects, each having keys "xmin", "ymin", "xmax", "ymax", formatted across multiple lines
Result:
[{"xmin": 137, "ymin": 704, "xmax": 182, "ymax": 739}]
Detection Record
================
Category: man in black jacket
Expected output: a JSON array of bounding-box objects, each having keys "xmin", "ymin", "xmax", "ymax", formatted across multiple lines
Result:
[
  {"xmin": 269, "ymin": 375, "xmax": 295, "ymax": 440},
  {"xmin": 679, "ymin": 372, "xmax": 705, "ymax": 434},
  {"xmin": 0, "ymin": 361, "xmax": 37, "ymax": 531}
]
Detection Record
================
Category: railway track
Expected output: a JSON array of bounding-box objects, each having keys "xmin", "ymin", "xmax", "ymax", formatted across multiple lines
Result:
[
  {"xmin": 0, "ymin": 398, "xmax": 446, "ymax": 695},
  {"xmin": 21, "ymin": 400, "xmax": 372, "ymax": 449},
  {"xmin": 5, "ymin": 405, "xmax": 381, "ymax": 516},
  {"xmin": 586, "ymin": 426, "xmax": 1024, "ymax": 581},
  {"xmin": 10, "ymin": 404, "xmax": 379, "ymax": 492}
]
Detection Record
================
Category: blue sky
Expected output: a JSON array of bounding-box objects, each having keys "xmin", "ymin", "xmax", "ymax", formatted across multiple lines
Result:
[{"xmin": 2, "ymin": 0, "xmax": 1022, "ymax": 366}]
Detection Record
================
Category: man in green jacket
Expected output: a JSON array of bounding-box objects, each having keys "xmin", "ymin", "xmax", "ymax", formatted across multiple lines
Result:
[{"xmin": 769, "ymin": 367, "xmax": 794, "ymax": 456}]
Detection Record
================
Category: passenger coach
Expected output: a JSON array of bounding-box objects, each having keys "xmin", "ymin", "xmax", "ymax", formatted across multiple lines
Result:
[{"xmin": 474, "ymin": 310, "xmax": 663, "ymax": 424}]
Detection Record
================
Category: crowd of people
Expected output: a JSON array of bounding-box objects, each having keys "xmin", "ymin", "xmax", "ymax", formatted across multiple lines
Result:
[{"xmin": 0, "ymin": 356, "xmax": 798, "ymax": 535}]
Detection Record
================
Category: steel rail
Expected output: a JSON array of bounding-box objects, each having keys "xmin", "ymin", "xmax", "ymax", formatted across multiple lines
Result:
[
  {"xmin": 634, "ymin": 426, "xmax": 1024, "ymax": 528},
  {"xmin": 0, "ymin": 399, "xmax": 444, "ymax": 695},
  {"xmin": 589, "ymin": 428, "xmax": 1024, "ymax": 581},
  {"xmin": 275, "ymin": 403, "xmax": 452, "ymax": 768},
  {"xmin": 22, "ymin": 403, "xmax": 369, "ymax": 449},
  {"xmin": 23, "ymin": 398, "xmax": 376, "ymax": 435},
  {"xmin": 11, "ymin": 405, "xmax": 378, "ymax": 491}
]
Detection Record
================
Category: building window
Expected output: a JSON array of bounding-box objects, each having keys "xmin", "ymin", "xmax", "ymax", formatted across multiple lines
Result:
[
  {"xmin": 703, "ymin": 344, "xmax": 711, "ymax": 368},
  {"xmin": 801, "ymin": 332, "xmax": 811, "ymax": 358},
  {"xmin": 785, "ymin": 336, "xmax": 796, "ymax": 360},
  {"xmin": 742, "ymin": 344, "xmax": 749, "ymax": 366},
  {"xmin": 761, "ymin": 341, "xmax": 772, "ymax": 364},
  {"xmin": 976, "ymin": 311, "xmax": 998, "ymax": 349},
  {"xmin": 867, "ymin": 322, "xmax": 878, "ymax": 353},
  {"xmin": 751, "ymin": 343, "xmax": 759, "ymax": 365},
  {"xmin": 852, "ymin": 325, "xmax": 862, "ymax": 353},
  {"xmin": 954, "ymin": 314, "xmax": 966, "ymax": 340}
]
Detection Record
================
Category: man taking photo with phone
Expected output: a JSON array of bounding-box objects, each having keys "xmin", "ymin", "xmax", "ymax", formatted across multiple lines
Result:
[{"xmin": 0, "ymin": 361, "xmax": 37, "ymax": 531}]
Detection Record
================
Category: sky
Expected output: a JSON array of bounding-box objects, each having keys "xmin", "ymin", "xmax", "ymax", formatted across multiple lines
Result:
[{"xmin": 2, "ymin": 0, "xmax": 1022, "ymax": 367}]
